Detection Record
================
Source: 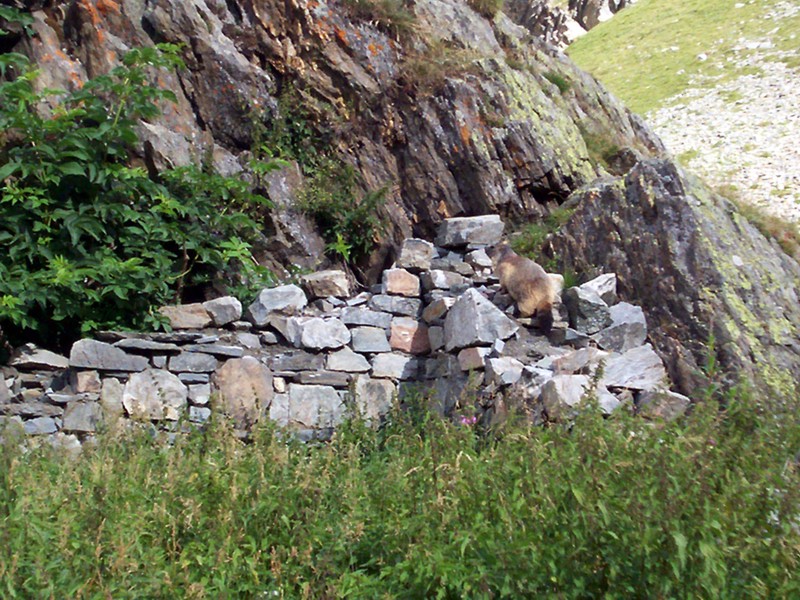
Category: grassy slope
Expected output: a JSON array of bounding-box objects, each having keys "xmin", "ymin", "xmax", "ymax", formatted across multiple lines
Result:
[{"xmin": 567, "ymin": 0, "xmax": 800, "ymax": 114}]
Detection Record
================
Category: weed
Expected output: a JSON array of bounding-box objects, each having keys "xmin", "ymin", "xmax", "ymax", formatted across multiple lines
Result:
[
  {"xmin": 342, "ymin": 0, "xmax": 417, "ymax": 39},
  {"xmin": 511, "ymin": 205, "xmax": 576, "ymax": 267},
  {"xmin": 543, "ymin": 70, "xmax": 571, "ymax": 94},
  {"xmin": 468, "ymin": 0, "xmax": 504, "ymax": 19},
  {"xmin": 578, "ymin": 123, "xmax": 621, "ymax": 169},
  {"xmin": 400, "ymin": 40, "xmax": 482, "ymax": 94}
]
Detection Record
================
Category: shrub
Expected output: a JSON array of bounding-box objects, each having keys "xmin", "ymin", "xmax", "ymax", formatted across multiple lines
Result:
[
  {"xmin": 0, "ymin": 43, "xmax": 273, "ymax": 349},
  {"xmin": 0, "ymin": 386, "xmax": 798, "ymax": 596}
]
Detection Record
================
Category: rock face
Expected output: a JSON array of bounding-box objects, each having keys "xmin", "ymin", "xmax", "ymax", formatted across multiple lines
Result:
[{"xmin": 552, "ymin": 160, "xmax": 800, "ymax": 396}]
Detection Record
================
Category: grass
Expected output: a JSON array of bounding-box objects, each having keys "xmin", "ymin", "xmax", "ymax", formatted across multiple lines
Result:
[
  {"xmin": 0, "ymin": 387, "xmax": 798, "ymax": 597},
  {"xmin": 567, "ymin": 0, "xmax": 800, "ymax": 114}
]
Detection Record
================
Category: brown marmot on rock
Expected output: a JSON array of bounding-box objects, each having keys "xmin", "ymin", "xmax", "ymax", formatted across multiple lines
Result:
[{"xmin": 489, "ymin": 242, "xmax": 562, "ymax": 319}]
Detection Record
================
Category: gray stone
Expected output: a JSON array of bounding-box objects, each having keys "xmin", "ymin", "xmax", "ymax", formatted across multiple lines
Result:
[
  {"xmin": 24, "ymin": 416, "xmax": 58, "ymax": 435},
  {"xmin": 100, "ymin": 378, "xmax": 125, "ymax": 420},
  {"xmin": 178, "ymin": 373, "xmax": 210, "ymax": 384},
  {"xmin": 465, "ymin": 248, "xmax": 493, "ymax": 269},
  {"xmin": 428, "ymin": 326, "xmax": 445, "ymax": 351},
  {"xmin": 552, "ymin": 347, "xmax": 611, "ymax": 376},
  {"xmin": 327, "ymin": 347, "xmax": 371, "ymax": 372},
  {"xmin": 273, "ymin": 377, "xmax": 287, "ymax": 394},
  {"xmin": 0, "ymin": 377, "xmax": 10, "ymax": 403},
  {"xmin": 122, "ymin": 369, "xmax": 188, "ymax": 421},
  {"xmin": 563, "ymin": 286, "xmax": 612, "ymax": 335},
  {"xmin": 184, "ymin": 344, "xmax": 245, "ymax": 358},
  {"xmin": 353, "ymin": 376, "xmax": 396, "ymax": 425},
  {"xmin": 269, "ymin": 393, "xmax": 289, "ymax": 427},
  {"xmin": 188, "ymin": 384, "xmax": 211, "ymax": 405},
  {"xmin": 169, "ymin": 352, "xmax": 219, "ymax": 373},
  {"xmin": 444, "ymin": 289, "xmax": 519, "ymax": 351},
  {"xmin": 113, "ymin": 339, "xmax": 181, "ymax": 353},
  {"xmin": 592, "ymin": 302, "xmax": 648, "ymax": 353},
  {"xmin": 603, "ymin": 345, "xmax": 667, "ymax": 391},
  {"xmin": 350, "ymin": 327, "xmax": 391, "ymax": 353},
  {"xmin": 213, "ymin": 356, "xmax": 273, "ymax": 429},
  {"xmin": 73, "ymin": 370, "xmax": 101, "ymax": 394},
  {"xmin": 424, "ymin": 355, "xmax": 460, "ymax": 379},
  {"xmin": 420, "ymin": 270, "xmax": 467, "ymax": 291},
  {"xmin": 368, "ymin": 295, "xmax": 422, "ymax": 317},
  {"xmin": 396, "ymin": 238, "xmax": 436, "ymax": 272},
  {"xmin": 457, "ymin": 347, "xmax": 490, "ymax": 371},
  {"xmin": 301, "ymin": 270, "xmax": 350, "ymax": 299},
  {"xmin": 203, "ymin": 296, "xmax": 243, "ymax": 326},
  {"xmin": 340, "ymin": 307, "xmax": 393, "ymax": 329},
  {"xmin": 147, "ymin": 332, "xmax": 205, "ymax": 343},
  {"xmin": 70, "ymin": 340, "xmax": 148, "ymax": 372},
  {"xmin": 298, "ymin": 318, "xmax": 350, "ymax": 350},
  {"xmin": 232, "ymin": 321, "xmax": 252, "ymax": 331},
  {"xmin": 297, "ymin": 371, "xmax": 351, "ymax": 387},
  {"xmin": 580, "ymin": 273, "xmax": 618, "ymax": 305},
  {"xmin": 10, "ymin": 344, "xmax": 69, "ymax": 370},
  {"xmin": 346, "ymin": 291, "xmax": 371, "ymax": 306},
  {"xmin": 0, "ymin": 401, "xmax": 63, "ymax": 417},
  {"xmin": 371, "ymin": 353, "xmax": 419, "ymax": 380},
  {"xmin": 485, "ymin": 357, "xmax": 524, "ymax": 386},
  {"xmin": 235, "ymin": 332, "xmax": 261, "ymax": 349},
  {"xmin": 435, "ymin": 215, "xmax": 504, "ymax": 248},
  {"xmin": 245, "ymin": 285, "xmax": 308, "ymax": 326},
  {"xmin": 266, "ymin": 315, "xmax": 304, "ymax": 347},
  {"xmin": 272, "ymin": 351, "xmax": 325, "ymax": 372},
  {"xmin": 261, "ymin": 331, "xmax": 279, "ymax": 345},
  {"xmin": 287, "ymin": 384, "xmax": 344, "ymax": 429},
  {"xmin": 389, "ymin": 318, "xmax": 430, "ymax": 355},
  {"xmin": 62, "ymin": 402, "xmax": 103, "ymax": 433},
  {"xmin": 597, "ymin": 387, "xmax": 622, "ymax": 415},
  {"xmin": 422, "ymin": 297, "xmax": 455, "ymax": 323},
  {"xmin": 637, "ymin": 389, "xmax": 690, "ymax": 421},
  {"xmin": 541, "ymin": 375, "xmax": 591, "ymax": 422},
  {"xmin": 382, "ymin": 268, "xmax": 421, "ymax": 297},
  {"xmin": 158, "ymin": 303, "xmax": 213, "ymax": 329},
  {"xmin": 189, "ymin": 406, "xmax": 212, "ymax": 423}
]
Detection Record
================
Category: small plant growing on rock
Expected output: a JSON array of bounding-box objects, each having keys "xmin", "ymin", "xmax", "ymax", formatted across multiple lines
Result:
[{"xmin": 468, "ymin": 0, "xmax": 504, "ymax": 19}]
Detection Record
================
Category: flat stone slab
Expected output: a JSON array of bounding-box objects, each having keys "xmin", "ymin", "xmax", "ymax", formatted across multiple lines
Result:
[
  {"xmin": 541, "ymin": 374, "xmax": 591, "ymax": 422},
  {"xmin": 563, "ymin": 287, "xmax": 612, "ymax": 335},
  {"xmin": 351, "ymin": 327, "xmax": 391, "ymax": 353},
  {"xmin": 457, "ymin": 347, "xmax": 490, "ymax": 371},
  {"xmin": 62, "ymin": 402, "xmax": 103, "ymax": 433},
  {"xmin": 168, "ymin": 352, "xmax": 219, "ymax": 373},
  {"xmin": 327, "ymin": 347, "xmax": 371, "ymax": 372},
  {"xmin": 272, "ymin": 351, "xmax": 325, "ymax": 372},
  {"xmin": 371, "ymin": 353, "xmax": 419, "ymax": 380},
  {"xmin": 368, "ymin": 295, "xmax": 422, "ymax": 317},
  {"xmin": 420, "ymin": 270, "xmax": 467, "ymax": 291},
  {"xmin": 580, "ymin": 273, "xmax": 617, "ymax": 306},
  {"xmin": 396, "ymin": 238, "xmax": 436, "ymax": 272},
  {"xmin": 353, "ymin": 375, "xmax": 396, "ymax": 425},
  {"xmin": 245, "ymin": 285, "xmax": 308, "ymax": 326},
  {"xmin": 435, "ymin": 215, "xmax": 504, "ymax": 248},
  {"xmin": 70, "ymin": 340, "xmax": 148, "ymax": 372},
  {"xmin": 287, "ymin": 384, "xmax": 344, "ymax": 429},
  {"xmin": 10, "ymin": 344, "xmax": 69, "ymax": 370},
  {"xmin": 602, "ymin": 345, "xmax": 667, "ymax": 391},
  {"xmin": 184, "ymin": 344, "xmax": 245, "ymax": 358},
  {"xmin": 296, "ymin": 371, "xmax": 351, "ymax": 387},
  {"xmin": 390, "ymin": 318, "xmax": 430, "ymax": 355},
  {"xmin": 592, "ymin": 302, "xmax": 648, "ymax": 353},
  {"xmin": 485, "ymin": 357, "xmax": 524, "ymax": 386},
  {"xmin": 298, "ymin": 318, "xmax": 351, "ymax": 350},
  {"xmin": 340, "ymin": 306, "xmax": 393, "ymax": 329},
  {"xmin": 113, "ymin": 339, "xmax": 181, "ymax": 353},
  {"xmin": 301, "ymin": 270, "xmax": 350, "ymax": 299},
  {"xmin": 382, "ymin": 268, "xmax": 421, "ymax": 297},
  {"xmin": 23, "ymin": 416, "xmax": 58, "ymax": 435},
  {"xmin": 158, "ymin": 303, "xmax": 213, "ymax": 329},
  {"xmin": 637, "ymin": 389, "xmax": 690, "ymax": 421}
]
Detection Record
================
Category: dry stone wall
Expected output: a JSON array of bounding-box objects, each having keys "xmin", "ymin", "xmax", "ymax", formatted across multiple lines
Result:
[{"xmin": 0, "ymin": 217, "xmax": 688, "ymax": 449}]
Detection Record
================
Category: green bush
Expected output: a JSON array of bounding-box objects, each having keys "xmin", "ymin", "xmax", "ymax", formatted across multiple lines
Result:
[
  {"xmin": 0, "ymin": 43, "xmax": 273, "ymax": 348},
  {"xmin": 0, "ymin": 386, "xmax": 798, "ymax": 597}
]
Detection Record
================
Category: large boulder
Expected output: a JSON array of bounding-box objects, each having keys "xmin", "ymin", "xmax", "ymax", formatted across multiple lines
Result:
[
  {"xmin": 122, "ymin": 369, "xmax": 188, "ymax": 421},
  {"xmin": 213, "ymin": 357, "xmax": 273, "ymax": 429},
  {"xmin": 553, "ymin": 160, "xmax": 800, "ymax": 396}
]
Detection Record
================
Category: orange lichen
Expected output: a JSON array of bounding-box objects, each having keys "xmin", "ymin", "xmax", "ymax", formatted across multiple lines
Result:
[
  {"xmin": 459, "ymin": 123, "xmax": 470, "ymax": 145},
  {"xmin": 335, "ymin": 27, "xmax": 348, "ymax": 45},
  {"xmin": 97, "ymin": 0, "xmax": 120, "ymax": 15}
]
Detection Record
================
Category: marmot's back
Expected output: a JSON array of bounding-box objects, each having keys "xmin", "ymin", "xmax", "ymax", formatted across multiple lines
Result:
[{"xmin": 492, "ymin": 244, "xmax": 557, "ymax": 318}]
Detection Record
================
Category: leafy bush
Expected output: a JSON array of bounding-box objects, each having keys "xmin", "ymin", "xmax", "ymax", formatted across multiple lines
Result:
[
  {"xmin": 0, "ymin": 43, "xmax": 272, "ymax": 348},
  {"xmin": 0, "ymin": 386, "xmax": 798, "ymax": 597}
]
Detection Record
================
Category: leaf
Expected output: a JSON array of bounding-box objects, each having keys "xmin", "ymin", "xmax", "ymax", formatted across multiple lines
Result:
[
  {"xmin": 673, "ymin": 531, "xmax": 687, "ymax": 571},
  {"xmin": 58, "ymin": 162, "xmax": 85, "ymax": 177},
  {"xmin": 0, "ymin": 161, "xmax": 19, "ymax": 181}
]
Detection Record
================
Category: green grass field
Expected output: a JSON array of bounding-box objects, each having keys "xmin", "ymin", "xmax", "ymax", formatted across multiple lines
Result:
[{"xmin": 567, "ymin": 0, "xmax": 800, "ymax": 113}]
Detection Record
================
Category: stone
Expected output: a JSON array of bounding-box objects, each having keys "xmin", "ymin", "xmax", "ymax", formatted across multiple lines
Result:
[
  {"xmin": 189, "ymin": 406, "xmax": 212, "ymax": 423},
  {"xmin": 444, "ymin": 289, "xmax": 519, "ymax": 352},
  {"xmin": 0, "ymin": 401, "xmax": 63, "ymax": 418},
  {"xmin": 273, "ymin": 377, "xmax": 287, "ymax": 394},
  {"xmin": 147, "ymin": 332, "xmax": 206, "ymax": 343},
  {"xmin": 603, "ymin": 345, "xmax": 667, "ymax": 391},
  {"xmin": 158, "ymin": 303, "xmax": 213, "ymax": 329},
  {"xmin": 637, "ymin": 389, "xmax": 691, "ymax": 421},
  {"xmin": 593, "ymin": 302, "xmax": 648, "ymax": 353},
  {"xmin": 272, "ymin": 351, "xmax": 325, "ymax": 372},
  {"xmin": 178, "ymin": 373, "xmax": 210, "ymax": 384},
  {"xmin": 396, "ymin": 238, "xmax": 436, "ymax": 272},
  {"xmin": 188, "ymin": 384, "xmax": 211, "ymax": 405},
  {"xmin": 261, "ymin": 331, "xmax": 279, "ymax": 345},
  {"xmin": 422, "ymin": 297, "xmax": 455, "ymax": 323},
  {"xmin": 428, "ymin": 326, "xmax": 445, "ymax": 351},
  {"xmin": 580, "ymin": 273, "xmax": 617, "ymax": 305},
  {"xmin": 203, "ymin": 296, "xmax": 243, "ymax": 326},
  {"xmin": 184, "ymin": 344, "xmax": 245, "ymax": 358},
  {"xmin": 424, "ymin": 355, "xmax": 459, "ymax": 379},
  {"xmin": 485, "ymin": 357, "xmax": 525, "ymax": 386},
  {"xmin": 420, "ymin": 270, "xmax": 467, "ymax": 291},
  {"xmin": 563, "ymin": 286, "xmax": 612, "ymax": 335},
  {"xmin": 122, "ymin": 369, "xmax": 188, "ymax": 421},
  {"xmin": 75, "ymin": 370, "xmax": 102, "ymax": 394},
  {"xmin": 0, "ymin": 377, "xmax": 9, "ymax": 403},
  {"xmin": 350, "ymin": 327, "xmax": 391, "ymax": 353},
  {"xmin": 541, "ymin": 375, "xmax": 591, "ymax": 422},
  {"xmin": 69, "ymin": 340, "xmax": 148, "ymax": 372},
  {"xmin": 353, "ymin": 376, "xmax": 396, "ymax": 425},
  {"xmin": 62, "ymin": 402, "xmax": 103, "ymax": 433},
  {"xmin": 213, "ymin": 356, "xmax": 273, "ymax": 429},
  {"xmin": 301, "ymin": 270, "xmax": 350, "ymax": 299},
  {"xmin": 24, "ymin": 416, "xmax": 58, "ymax": 435},
  {"xmin": 390, "ymin": 318, "xmax": 430, "ymax": 355},
  {"xmin": 235, "ymin": 332, "xmax": 261, "ymax": 349},
  {"xmin": 169, "ymin": 352, "xmax": 219, "ymax": 373},
  {"xmin": 371, "ymin": 353, "xmax": 419, "ymax": 380},
  {"xmin": 465, "ymin": 248, "xmax": 493, "ymax": 269},
  {"xmin": 298, "ymin": 318, "xmax": 351, "ymax": 350},
  {"xmin": 435, "ymin": 215, "xmax": 504, "ymax": 248},
  {"xmin": 368, "ymin": 295, "xmax": 422, "ymax": 317},
  {"xmin": 297, "ymin": 371, "xmax": 351, "ymax": 387},
  {"xmin": 347, "ymin": 292, "xmax": 371, "ymax": 306},
  {"xmin": 10, "ymin": 344, "xmax": 69, "ymax": 370},
  {"xmin": 114, "ymin": 339, "xmax": 181, "ymax": 353},
  {"xmin": 552, "ymin": 347, "xmax": 611, "ymax": 375},
  {"xmin": 340, "ymin": 306, "xmax": 393, "ymax": 329},
  {"xmin": 597, "ymin": 387, "xmax": 622, "ymax": 414},
  {"xmin": 457, "ymin": 347, "xmax": 490, "ymax": 371},
  {"xmin": 382, "ymin": 268, "xmax": 421, "ymax": 297},
  {"xmin": 100, "ymin": 378, "xmax": 125, "ymax": 420},
  {"xmin": 269, "ymin": 393, "xmax": 289, "ymax": 427},
  {"xmin": 287, "ymin": 384, "xmax": 344, "ymax": 429},
  {"xmin": 327, "ymin": 347, "xmax": 371, "ymax": 372},
  {"xmin": 245, "ymin": 285, "xmax": 308, "ymax": 326}
]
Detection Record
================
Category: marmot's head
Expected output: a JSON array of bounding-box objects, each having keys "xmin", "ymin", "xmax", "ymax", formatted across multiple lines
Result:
[{"xmin": 486, "ymin": 241, "xmax": 515, "ymax": 266}]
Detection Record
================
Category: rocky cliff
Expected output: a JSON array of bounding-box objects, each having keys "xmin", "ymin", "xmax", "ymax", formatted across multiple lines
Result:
[{"xmin": 2, "ymin": 0, "xmax": 799, "ymax": 396}]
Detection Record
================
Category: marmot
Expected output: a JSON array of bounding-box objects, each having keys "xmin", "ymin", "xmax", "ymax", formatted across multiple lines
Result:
[{"xmin": 489, "ymin": 242, "xmax": 562, "ymax": 319}]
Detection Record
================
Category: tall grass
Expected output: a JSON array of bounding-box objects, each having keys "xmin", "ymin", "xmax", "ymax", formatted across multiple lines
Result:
[{"xmin": 1, "ymin": 388, "xmax": 798, "ymax": 597}]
